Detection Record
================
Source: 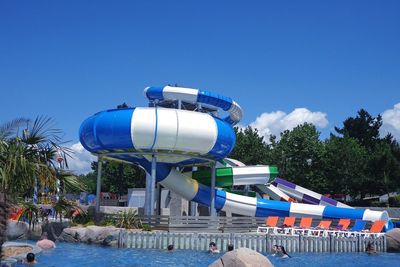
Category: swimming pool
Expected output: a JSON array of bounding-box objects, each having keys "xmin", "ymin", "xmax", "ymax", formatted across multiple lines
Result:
[{"xmin": 10, "ymin": 241, "xmax": 400, "ymax": 267}]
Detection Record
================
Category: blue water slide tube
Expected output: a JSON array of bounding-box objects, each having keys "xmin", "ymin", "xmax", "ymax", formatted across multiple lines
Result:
[{"xmin": 79, "ymin": 86, "xmax": 389, "ymax": 223}]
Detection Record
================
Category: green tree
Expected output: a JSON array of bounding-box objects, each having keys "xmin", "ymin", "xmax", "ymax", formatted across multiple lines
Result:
[
  {"xmin": 334, "ymin": 109, "xmax": 400, "ymax": 199},
  {"xmin": 322, "ymin": 136, "xmax": 368, "ymax": 198},
  {"xmin": 335, "ymin": 109, "xmax": 382, "ymax": 150},
  {"xmin": 271, "ymin": 123, "xmax": 326, "ymax": 192},
  {"xmin": 229, "ymin": 126, "xmax": 270, "ymax": 165},
  {"xmin": 83, "ymin": 160, "xmax": 146, "ymax": 195},
  {"xmin": 368, "ymin": 141, "xmax": 400, "ymax": 197}
]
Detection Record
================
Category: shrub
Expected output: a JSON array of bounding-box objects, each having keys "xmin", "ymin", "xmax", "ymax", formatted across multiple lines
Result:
[
  {"xmin": 114, "ymin": 209, "xmax": 142, "ymax": 229},
  {"xmin": 141, "ymin": 224, "xmax": 152, "ymax": 232},
  {"xmin": 389, "ymin": 195, "xmax": 400, "ymax": 207}
]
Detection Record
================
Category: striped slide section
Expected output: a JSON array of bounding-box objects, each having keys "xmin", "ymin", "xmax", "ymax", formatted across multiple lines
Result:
[
  {"xmin": 136, "ymin": 158, "xmax": 389, "ymax": 222},
  {"xmin": 256, "ymin": 184, "xmax": 293, "ymax": 202},
  {"xmin": 273, "ymin": 178, "xmax": 350, "ymax": 208},
  {"xmin": 191, "ymin": 166, "xmax": 278, "ymax": 187},
  {"xmin": 144, "ymin": 86, "xmax": 243, "ymax": 125}
]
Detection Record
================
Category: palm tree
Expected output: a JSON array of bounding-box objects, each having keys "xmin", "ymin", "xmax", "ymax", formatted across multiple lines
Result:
[{"xmin": 0, "ymin": 116, "xmax": 77, "ymax": 253}]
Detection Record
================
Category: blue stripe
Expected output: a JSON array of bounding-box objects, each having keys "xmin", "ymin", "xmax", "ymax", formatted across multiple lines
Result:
[
  {"xmin": 192, "ymin": 183, "xmax": 211, "ymax": 206},
  {"xmin": 149, "ymin": 106, "xmax": 158, "ymax": 150},
  {"xmin": 197, "ymin": 90, "xmax": 233, "ymax": 111},
  {"xmin": 145, "ymin": 86, "xmax": 165, "ymax": 101},
  {"xmin": 255, "ymin": 199, "xmax": 291, "ymax": 217},
  {"xmin": 191, "ymin": 185, "xmax": 225, "ymax": 211},
  {"xmin": 209, "ymin": 117, "xmax": 236, "ymax": 159},
  {"xmin": 322, "ymin": 206, "xmax": 365, "ymax": 220},
  {"xmin": 215, "ymin": 189, "xmax": 227, "ymax": 210}
]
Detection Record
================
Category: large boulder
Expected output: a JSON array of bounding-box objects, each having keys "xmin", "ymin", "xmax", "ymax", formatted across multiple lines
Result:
[
  {"xmin": 2, "ymin": 241, "xmax": 42, "ymax": 261},
  {"xmin": 386, "ymin": 228, "xmax": 400, "ymax": 252},
  {"xmin": 6, "ymin": 220, "xmax": 28, "ymax": 240},
  {"xmin": 41, "ymin": 221, "xmax": 69, "ymax": 241},
  {"xmin": 58, "ymin": 226, "xmax": 122, "ymax": 247},
  {"xmin": 209, "ymin": 247, "xmax": 274, "ymax": 267}
]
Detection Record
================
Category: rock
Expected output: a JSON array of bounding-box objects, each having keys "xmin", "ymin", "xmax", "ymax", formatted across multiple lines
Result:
[
  {"xmin": 2, "ymin": 245, "xmax": 32, "ymax": 258},
  {"xmin": 386, "ymin": 228, "xmax": 400, "ymax": 252},
  {"xmin": 58, "ymin": 226, "xmax": 122, "ymax": 247},
  {"xmin": 41, "ymin": 221, "xmax": 69, "ymax": 241},
  {"xmin": 2, "ymin": 241, "xmax": 42, "ymax": 261},
  {"xmin": 209, "ymin": 247, "xmax": 274, "ymax": 267},
  {"xmin": 6, "ymin": 220, "xmax": 28, "ymax": 240}
]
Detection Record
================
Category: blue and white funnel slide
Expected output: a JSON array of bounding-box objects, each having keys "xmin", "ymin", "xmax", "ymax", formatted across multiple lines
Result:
[{"xmin": 79, "ymin": 85, "xmax": 389, "ymax": 222}]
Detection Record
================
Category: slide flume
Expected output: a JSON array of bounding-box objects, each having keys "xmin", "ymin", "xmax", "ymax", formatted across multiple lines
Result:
[{"xmin": 79, "ymin": 86, "xmax": 388, "ymax": 222}]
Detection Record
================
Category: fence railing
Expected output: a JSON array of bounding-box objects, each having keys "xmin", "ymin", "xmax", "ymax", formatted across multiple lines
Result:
[
  {"xmin": 118, "ymin": 230, "xmax": 387, "ymax": 253},
  {"xmin": 105, "ymin": 215, "xmax": 265, "ymax": 232}
]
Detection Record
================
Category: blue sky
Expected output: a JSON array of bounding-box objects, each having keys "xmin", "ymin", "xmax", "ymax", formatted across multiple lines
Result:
[{"xmin": 1, "ymin": 1, "xmax": 399, "ymax": 173}]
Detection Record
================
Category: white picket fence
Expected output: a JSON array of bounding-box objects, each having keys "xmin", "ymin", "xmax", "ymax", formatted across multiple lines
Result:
[{"xmin": 118, "ymin": 231, "xmax": 386, "ymax": 253}]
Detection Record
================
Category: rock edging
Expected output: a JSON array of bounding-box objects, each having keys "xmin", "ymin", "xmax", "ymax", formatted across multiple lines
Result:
[{"xmin": 58, "ymin": 226, "xmax": 127, "ymax": 247}]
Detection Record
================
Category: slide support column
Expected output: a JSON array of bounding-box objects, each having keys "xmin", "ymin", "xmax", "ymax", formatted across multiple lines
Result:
[
  {"xmin": 150, "ymin": 154, "xmax": 157, "ymax": 217},
  {"xmin": 95, "ymin": 156, "xmax": 103, "ymax": 213},
  {"xmin": 210, "ymin": 162, "xmax": 217, "ymax": 217}
]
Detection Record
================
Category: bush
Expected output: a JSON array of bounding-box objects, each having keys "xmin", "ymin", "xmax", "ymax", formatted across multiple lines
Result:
[
  {"xmin": 114, "ymin": 209, "xmax": 142, "ymax": 229},
  {"xmin": 141, "ymin": 224, "xmax": 152, "ymax": 232},
  {"xmin": 72, "ymin": 207, "xmax": 94, "ymax": 225},
  {"xmin": 389, "ymin": 195, "xmax": 400, "ymax": 207}
]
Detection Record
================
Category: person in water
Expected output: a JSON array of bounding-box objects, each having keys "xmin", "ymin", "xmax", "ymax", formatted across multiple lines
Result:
[
  {"xmin": 209, "ymin": 242, "xmax": 220, "ymax": 253},
  {"xmin": 167, "ymin": 244, "xmax": 174, "ymax": 251},
  {"xmin": 279, "ymin": 246, "xmax": 291, "ymax": 258},
  {"xmin": 366, "ymin": 242, "xmax": 377, "ymax": 254},
  {"xmin": 36, "ymin": 232, "xmax": 56, "ymax": 249},
  {"xmin": 24, "ymin": 253, "xmax": 37, "ymax": 264},
  {"xmin": 271, "ymin": 245, "xmax": 279, "ymax": 256}
]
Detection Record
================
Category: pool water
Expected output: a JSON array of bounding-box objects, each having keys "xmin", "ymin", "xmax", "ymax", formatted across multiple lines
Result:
[{"xmin": 11, "ymin": 242, "xmax": 400, "ymax": 267}]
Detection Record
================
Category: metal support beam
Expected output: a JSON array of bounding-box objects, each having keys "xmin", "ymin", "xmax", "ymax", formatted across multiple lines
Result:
[
  {"xmin": 95, "ymin": 157, "xmax": 103, "ymax": 213},
  {"xmin": 210, "ymin": 162, "xmax": 217, "ymax": 217},
  {"xmin": 189, "ymin": 165, "xmax": 198, "ymax": 216},
  {"xmin": 150, "ymin": 154, "xmax": 157, "ymax": 216},
  {"xmin": 156, "ymin": 183, "xmax": 162, "ymax": 215},
  {"xmin": 144, "ymin": 172, "xmax": 151, "ymax": 216}
]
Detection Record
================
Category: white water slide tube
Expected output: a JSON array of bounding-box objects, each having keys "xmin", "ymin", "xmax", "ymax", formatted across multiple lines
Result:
[{"xmin": 79, "ymin": 86, "xmax": 388, "ymax": 222}]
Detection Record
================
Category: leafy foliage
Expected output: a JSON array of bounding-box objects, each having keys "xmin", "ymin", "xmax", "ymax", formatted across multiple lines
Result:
[
  {"xmin": 18, "ymin": 202, "xmax": 39, "ymax": 231},
  {"xmin": 113, "ymin": 209, "xmax": 143, "ymax": 229},
  {"xmin": 52, "ymin": 197, "xmax": 84, "ymax": 222},
  {"xmin": 80, "ymin": 161, "xmax": 145, "ymax": 195},
  {"xmin": 270, "ymin": 123, "xmax": 325, "ymax": 191},
  {"xmin": 230, "ymin": 126, "xmax": 269, "ymax": 165},
  {"xmin": 229, "ymin": 109, "xmax": 400, "ymax": 202}
]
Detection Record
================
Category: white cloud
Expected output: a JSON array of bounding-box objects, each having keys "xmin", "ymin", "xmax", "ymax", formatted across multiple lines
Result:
[
  {"xmin": 249, "ymin": 108, "xmax": 329, "ymax": 142},
  {"xmin": 66, "ymin": 142, "xmax": 97, "ymax": 174},
  {"xmin": 381, "ymin": 103, "xmax": 400, "ymax": 140}
]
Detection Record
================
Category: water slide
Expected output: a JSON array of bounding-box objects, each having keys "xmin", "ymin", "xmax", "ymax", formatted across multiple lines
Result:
[{"xmin": 79, "ymin": 86, "xmax": 388, "ymax": 222}]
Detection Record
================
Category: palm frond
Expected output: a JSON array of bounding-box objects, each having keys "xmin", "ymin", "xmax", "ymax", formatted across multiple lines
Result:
[
  {"xmin": 58, "ymin": 171, "xmax": 86, "ymax": 193},
  {"xmin": 0, "ymin": 118, "xmax": 30, "ymax": 140}
]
